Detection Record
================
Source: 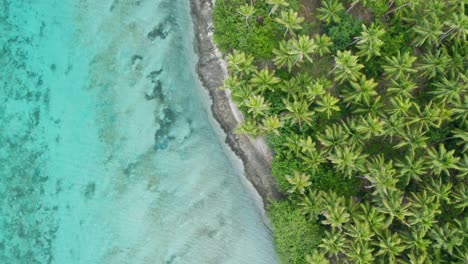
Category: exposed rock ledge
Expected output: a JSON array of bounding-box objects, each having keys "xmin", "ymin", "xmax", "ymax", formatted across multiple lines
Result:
[{"xmin": 190, "ymin": 0, "xmax": 284, "ymax": 206}]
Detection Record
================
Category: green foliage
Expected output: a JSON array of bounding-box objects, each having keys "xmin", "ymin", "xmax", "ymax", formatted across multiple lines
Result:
[
  {"xmin": 326, "ymin": 12, "xmax": 361, "ymax": 52},
  {"xmin": 216, "ymin": 0, "xmax": 468, "ymax": 263},
  {"xmin": 268, "ymin": 200, "xmax": 323, "ymax": 264},
  {"xmin": 214, "ymin": 0, "xmax": 282, "ymax": 58}
]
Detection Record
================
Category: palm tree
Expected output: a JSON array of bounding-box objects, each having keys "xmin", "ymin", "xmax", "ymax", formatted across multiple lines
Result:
[
  {"xmin": 298, "ymin": 135, "xmax": 316, "ymax": 153},
  {"xmin": 341, "ymin": 118, "xmax": 366, "ymax": 148},
  {"xmin": 345, "ymin": 221, "xmax": 375, "ymax": 244},
  {"xmin": 244, "ymin": 95, "xmax": 270, "ymax": 118},
  {"xmin": 356, "ymin": 114, "xmax": 385, "ymax": 139},
  {"xmin": 283, "ymin": 97, "xmax": 315, "ymax": 129},
  {"xmin": 317, "ymin": 124, "xmax": 349, "ymax": 153},
  {"xmin": 275, "ymin": 9, "xmax": 304, "ymax": 37},
  {"xmin": 266, "ymin": 0, "xmax": 289, "ymax": 16},
  {"xmin": 426, "ymin": 144, "xmax": 461, "ymax": 176},
  {"xmin": 364, "ymin": 155, "xmax": 399, "ymax": 197},
  {"xmin": 220, "ymin": 75, "xmax": 242, "ymax": 91},
  {"xmin": 343, "ymin": 75, "xmax": 378, "ymax": 105},
  {"xmin": 418, "ymin": 49, "xmax": 450, "ymax": 80},
  {"xmin": 231, "ymin": 84, "xmax": 252, "ymax": 105},
  {"xmin": 407, "ymin": 101, "xmax": 447, "ymax": 131},
  {"xmin": 386, "ymin": 95, "xmax": 415, "ymax": 117},
  {"xmin": 394, "ymin": 126, "xmax": 429, "ymax": 156},
  {"xmin": 387, "ymin": 75, "xmax": 418, "ymax": 98},
  {"xmin": 301, "ymin": 148, "xmax": 327, "ymax": 172},
  {"xmin": 328, "ymin": 146, "xmax": 367, "ymax": 178},
  {"xmin": 425, "ymin": 178, "xmax": 452, "ymax": 205},
  {"xmin": 238, "ymin": 4, "xmax": 256, "ymax": 27},
  {"xmin": 319, "ymin": 229, "xmax": 347, "ymax": 260},
  {"xmin": 273, "ymin": 40, "xmax": 296, "ymax": 72},
  {"xmin": 382, "ymin": 114, "xmax": 405, "ymax": 143},
  {"xmin": 315, "ymin": 93, "xmax": 340, "ymax": 119},
  {"xmin": 374, "ymin": 230, "xmax": 408, "ymax": 263},
  {"xmin": 332, "ymin": 50, "xmax": 364, "ymax": 83},
  {"xmin": 317, "ymin": 0, "xmax": 345, "ymax": 25},
  {"xmin": 440, "ymin": 12, "xmax": 468, "ymax": 43},
  {"xmin": 286, "ymin": 171, "xmax": 311, "ymax": 194},
  {"xmin": 353, "ymin": 96, "xmax": 385, "ymax": 117},
  {"xmin": 382, "ymin": 51, "xmax": 418, "ymax": 80},
  {"xmin": 261, "ymin": 115, "xmax": 283, "ymax": 136},
  {"xmin": 250, "ymin": 68, "xmax": 281, "ymax": 93},
  {"xmin": 282, "ymin": 133, "xmax": 302, "ymax": 159},
  {"xmin": 290, "ymin": 35, "xmax": 316, "ymax": 64},
  {"xmin": 451, "ymin": 183, "xmax": 468, "ymax": 211},
  {"xmin": 431, "ymin": 74, "xmax": 466, "ymax": 105},
  {"xmin": 322, "ymin": 203, "xmax": 351, "ymax": 230},
  {"xmin": 314, "ymin": 34, "xmax": 333, "ymax": 56},
  {"xmin": 412, "ymin": 15, "xmax": 442, "ymax": 47},
  {"xmin": 235, "ymin": 119, "xmax": 260, "ymax": 137},
  {"xmin": 227, "ymin": 50, "xmax": 255, "ymax": 77},
  {"xmin": 395, "ymin": 153, "xmax": 427, "ymax": 183},
  {"xmin": 377, "ymin": 189, "xmax": 412, "ymax": 225},
  {"xmin": 356, "ymin": 23, "xmax": 385, "ymax": 60},
  {"xmin": 345, "ymin": 241, "xmax": 375, "ymax": 264},
  {"xmin": 357, "ymin": 202, "xmax": 390, "ymax": 235},
  {"xmin": 430, "ymin": 222, "xmax": 464, "ymax": 255},
  {"xmin": 306, "ymin": 249, "xmax": 330, "ymax": 264},
  {"xmin": 305, "ymin": 81, "xmax": 326, "ymax": 101},
  {"xmin": 401, "ymin": 229, "xmax": 431, "ymax": 257},
  {"xmin": 298, "ymin": 189, "xmax": 323, "ymax": 221}
]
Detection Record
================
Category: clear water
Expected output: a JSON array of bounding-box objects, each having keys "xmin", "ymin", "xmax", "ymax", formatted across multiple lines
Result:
[{"xmin": 0, "ymin": 0, "xmax": 278, "ymax": 263}]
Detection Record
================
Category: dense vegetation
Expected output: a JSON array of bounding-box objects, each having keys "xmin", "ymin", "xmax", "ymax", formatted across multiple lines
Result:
[{"xmin": 214, "ymin": 0, "xmax": 467, "ymax": 263}]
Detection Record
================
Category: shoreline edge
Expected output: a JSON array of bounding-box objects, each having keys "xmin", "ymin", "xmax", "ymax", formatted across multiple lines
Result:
[{"xmin": 189, "ymin": 0, "xmax": 284, "ymax": 207}]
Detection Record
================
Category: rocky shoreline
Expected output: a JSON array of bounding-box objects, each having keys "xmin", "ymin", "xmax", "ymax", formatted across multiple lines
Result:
[{"xmin": 189, "ymin": 0, "xmax": 284, "ymax": 206}]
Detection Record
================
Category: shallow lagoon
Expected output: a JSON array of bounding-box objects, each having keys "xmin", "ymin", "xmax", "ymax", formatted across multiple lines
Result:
[{"xmin": 0, "ymin": 1, "xmax": 277, "ymax": 263}]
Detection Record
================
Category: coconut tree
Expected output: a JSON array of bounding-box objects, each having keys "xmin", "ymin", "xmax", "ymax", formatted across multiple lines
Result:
[
  {"xmin": 283, "ymin": 97, "xmax": 315, "ymax": 129},
  {"xmin": 282, "ymin": 133, "xmax": 302, "ymax": 159},
  {"xmin": 343, "ymin": 75, "xmax": 378, "ymax": 104},
  {"xmin": 345, "ymin": 241, "xmax": 375, "ymax": 264},
  {"xmin": 395, "ymin": 153, "xmax": 427, "ymax": 183},
  {"xmin": 357, "ymin": 202, "xmax": 390, "ymax": 235},
  {"xmin": 382, "ymin": 51, "xmax": 418, "ymax": 80},
  {"xmin": 231, "ymin": 84, "xmax": 252, "ymax": 105},
  {"xmin": 314, "ymin": 34, "xmax": 333, "ymax": 56},
  {"xmin": 227, "ymin": 50, "xmax": 254, "ymax": 77},
  {"xmin": 341, "ymin": 118, "xmax": 366, "ymax": 148},
  {"xmin": 356, "ymin": 23, "xmax": 385, "ymax": 60},
  {"xmin": 238, "ymin": 4, "xmax": 256, "ymax": 27},
  {"xmin": 299, "ymin": 189, "xmax": 324, "ymax": 221},
  {"xmin": 301, "ymin": 148, "xmax": 327, "ymax": 172},
  {"xmin": 286, "ymin": 171, "xmax": 311, "ymax": 194},
  {"xmin": 266, "ymin": 0, "xmax": 289, "ymax": 16},
  {"xmin": 387, "ymin": 75, "xmax": 418, "ymax": 98},
  {"xmin": 364, "ymin": 155, "xmax": 399, "ymax": 197},
  {"xmin": 356, "ymin": 114, "xmax": 385, "ymax": 139},
  {"xmin": 394, "ymin": 126, "xmax": 429, "ymax": 156},
  {"xmin": 290, "ymin": 35, "xmax": 316, "ymax": 64},
  {"xmin": 328, "ymin": 146, "xmax": 367, "ymax": 178},
  {"xmin": 235, "ymin": 119, "xmax": 260, "ymax": 137},
  {"xmin": 374, "ymin": 230, "xmax": 408, "ymax": 263},
  {"xmin": 315, "ymin": 93, "xmax": 340, "ymax": 119},
  {"xmin": 440, "ymin": 12, "xmax": 468, "ymax": 43},
  {"xmin": 401, "ymin": 229, "xmax": 431, "ymax": 257},
  {"xmin": 377, "ymin": 189, "xmax": 412, "ymax": 225},
  {"xmin": 220, "ymin": 75, "xmax": 242, "ymax": 91},
  {"xmin": 322, "ymin": 202, "xmax": 351, "ymax": 230},
  {"xmin": 305, "ymin": 81, "xmax": 326, "ymax": 101},
  {"xmin": 431, "ymin": 74, "xmax": 466, "ymax": 105},
  {"xmin": 306, "ymin": 249, "xmax": 330, "ymax": 264},
  {"xmin": 317, "ymin": 0, "xmax": 345, "ymax": 25},
  {"xmin": 353, "ymin": 96, "xmax": 386, "ymax": 117},
  {"xmin": 386, "ymin": 95, "xmax": 416, "ymax": 117},
  {"xmin": 250, "ymin": 68, "xmax": 281, "ymax": 93},
  {"xmin": 430, "ymin": 222, "xmax": 464, "ymax": 255},
  {"xmin": 332, "ymin": 50, "xmax": 364, "ymax": 83},
  {"xmin": 418, "ymin": 49, "xmax": 450, "ymax": 80},
  {"xmin": 426, "ymin": 144, "xmax": 461, "ymax": 176},
  {"xmin": 275, "ymin": 9, "xmax": 304, "ymax": 37},
  {"xmin": 319, "ymin": 229, "xmax": 347, "ymax": 260},
  {"xmin": 382, "ymin": 114, "xmax": 405, "ymax": 143},
  {"xmin": 244, "ymin": 95, "xmax": 270, "ymax": 118},
  {"xmin": 345, "ymin": 221, "xmax": 375, "ymax": 245},
  {"xmin": 261, "ymin": 115, "xmax": 283, "ymax": 136},
  {"xmin": 273, "ymin": 40, "xmax": 296, "ymax": 72},
  {"xmin": 316, "ymin": 124, "xmax": 349, "ymax": 153},
  {"xmin": 412, "ymin": 15, "xmax": 442, "ymax": 47}
]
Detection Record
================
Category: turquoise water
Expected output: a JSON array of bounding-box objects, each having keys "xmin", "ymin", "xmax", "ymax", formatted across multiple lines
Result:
[{"xmin": 0, "ymin": 1, "xmax": 278, "ymax": 263}]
